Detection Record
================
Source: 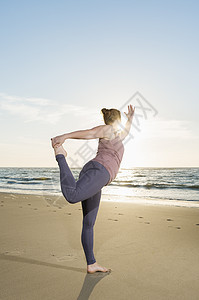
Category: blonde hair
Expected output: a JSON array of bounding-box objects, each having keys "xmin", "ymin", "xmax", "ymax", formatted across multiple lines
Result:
[{"xmin": 101, "ymin": 108, "xmax": 121, "ymax": 125}]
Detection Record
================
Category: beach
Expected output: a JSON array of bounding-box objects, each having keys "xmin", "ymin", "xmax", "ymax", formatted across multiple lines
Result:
[{"xmin": 0, "ymin": 192, "xmax": 199, "ymax": 300}]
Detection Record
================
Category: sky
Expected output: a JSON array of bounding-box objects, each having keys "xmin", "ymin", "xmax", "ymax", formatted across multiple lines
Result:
[{"xmin": 0, "ymin": 0, "xmax": 198, "ymax": 168}]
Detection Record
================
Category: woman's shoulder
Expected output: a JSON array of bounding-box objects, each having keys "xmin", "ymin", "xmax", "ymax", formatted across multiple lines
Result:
[{"xmin": 100, "ymin": 125, "xmax": 122, "ymax": 141}]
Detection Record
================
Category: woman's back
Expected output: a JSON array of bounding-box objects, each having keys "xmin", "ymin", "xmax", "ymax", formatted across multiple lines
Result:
[{"xmin": 91, "ymin": 132, "xmax": 124, "ymax": 185}]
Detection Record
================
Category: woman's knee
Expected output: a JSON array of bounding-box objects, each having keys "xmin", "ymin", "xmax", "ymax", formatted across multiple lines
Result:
[
  {"xmin": 83, "ymin": 215, "xmax": 97, "ymax": 228},
  {"xmin": 64, "ymin": 195, "xmax": 77, "ymax": 204},
  {"xmin": 62, "ymin": 188, "xmax": 77, "ymax": 204}
]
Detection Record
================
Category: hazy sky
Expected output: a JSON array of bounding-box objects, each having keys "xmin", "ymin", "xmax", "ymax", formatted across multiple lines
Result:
[{"xmin": 0, "ymin": 0, "xmax": 198, "ymax": 168}]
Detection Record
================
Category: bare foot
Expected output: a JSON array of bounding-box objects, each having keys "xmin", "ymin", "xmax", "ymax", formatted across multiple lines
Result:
[
  {"xmin": 53, "ymin": 145, "xmax": 67, "ymax": 157},
  {"xmin": 87, "ymin": 262, "xmax": 111, "ymax": 274}
]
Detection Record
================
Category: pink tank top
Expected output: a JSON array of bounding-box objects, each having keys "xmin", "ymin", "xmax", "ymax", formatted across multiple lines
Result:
[{"xmin": 91, "ymin": 135, "xmax": 124, "ymax": 185}]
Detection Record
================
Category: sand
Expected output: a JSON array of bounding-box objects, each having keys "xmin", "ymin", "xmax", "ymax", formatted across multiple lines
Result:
[{"xmin": 0, "ymin": 192, "xmax": 199, "ymax": 300}]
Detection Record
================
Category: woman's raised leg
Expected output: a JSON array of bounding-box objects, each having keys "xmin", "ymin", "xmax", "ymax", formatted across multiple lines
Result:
[{"xmin": 54, "ymin": 146, "xmax": 110, "ymax": 204}]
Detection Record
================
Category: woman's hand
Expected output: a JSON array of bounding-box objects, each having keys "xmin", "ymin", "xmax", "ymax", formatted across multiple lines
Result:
[
  {"xmin": 124, "ymin": 104, "xmax": 135, "ymax": 121},
  {"xmin": 51, "ymin": 134, "xmax": 66, "ymax": 148}
]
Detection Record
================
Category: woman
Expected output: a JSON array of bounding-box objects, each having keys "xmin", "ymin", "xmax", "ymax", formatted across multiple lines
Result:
[{"xmin": 51, "ymin": 104, "xmax": 135, "ymax": 274}]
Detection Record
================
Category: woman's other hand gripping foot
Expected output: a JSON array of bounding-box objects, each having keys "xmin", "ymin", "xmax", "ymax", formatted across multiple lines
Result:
[
  {"xmin": 51, "ymin": 139, "xmax": 67, "ymax": 157},
  {"xmin": 51, "ymin": 135, "xmax": 65, "ymax": 149}
]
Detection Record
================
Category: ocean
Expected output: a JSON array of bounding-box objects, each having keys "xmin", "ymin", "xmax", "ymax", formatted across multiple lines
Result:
[{"xmin": 0, "ymin": 167, "xmax": 199, "ymax": 207}]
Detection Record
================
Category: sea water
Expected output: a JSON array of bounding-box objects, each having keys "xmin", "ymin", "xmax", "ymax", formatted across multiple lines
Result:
[{"xmin": 0, "ymin": 167, "xmax": 199, "ymax": 207}]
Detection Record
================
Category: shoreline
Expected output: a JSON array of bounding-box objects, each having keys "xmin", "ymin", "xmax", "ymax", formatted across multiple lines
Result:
[{"xmin": 0, "ymin": 190, "xmax": 199, "ymax": 209}]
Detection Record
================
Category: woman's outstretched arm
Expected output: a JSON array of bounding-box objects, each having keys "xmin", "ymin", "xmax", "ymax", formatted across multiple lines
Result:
[
  {"xmin": 120, "ymin": 104, "xmax": 135, "ymax": 141},
  {"xmin": 51, "ymin": 125, "xmax": 113, "ymax": 148}
]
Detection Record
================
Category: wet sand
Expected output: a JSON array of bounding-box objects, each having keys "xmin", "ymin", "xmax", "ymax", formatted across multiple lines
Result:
[{"xmin": 0, "ymin": 192, "xmax": 199, "ymax": 300}]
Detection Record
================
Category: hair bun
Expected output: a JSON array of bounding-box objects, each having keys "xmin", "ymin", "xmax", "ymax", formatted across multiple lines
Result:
[{"xmin": 101, "ymin": 108, "xmax": 108, "ymax": 114}]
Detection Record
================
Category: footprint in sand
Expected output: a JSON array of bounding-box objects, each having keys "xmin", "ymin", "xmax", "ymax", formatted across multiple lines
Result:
[
  {"xmin": 138, "ymin": 216, "xmax": 143, "ymax": 219},
  {"xmin": 66, "ymin": 213, "xmax": 71, "ymax": 215},
  {"xmin": 144, "ymin": 222, "xmax": 150, "ymax": 224},
  {"xmin": 168, "ymin": 226, "xmax": 181, "ymax": 229},
  {"xmin": 4, "ymin": 249, "xmax": 25, "ymax": 255},
  {"xmin": 28, "ymin": 203, "xmax": 31, "ymax": 206},
  {"xmin": 58, "ymin": 207, "xmax": 62, "ymax": 209},
  {"xmin": 54, "ymin": 254, "xmax": 77, "ymax": 262},
  {"xmin": 167, "ymin": 218, "xmax": 174, "ymax": 221},
  {"xmin": 1, "ymin": 204, "xmax": 4, "ymax": 207},
  {"xmin": 108, "ymin": 218, "xmax": 118, "ymax": 221},
  {"xmin": 34, "ymin": 208, "xmax": 38, "ymax": 210},
  {"xmin": 1, "ymin": 201, "xmax": 4, "ymax": 203},
  {"xmin": 196, "ymin": 224, "xmax": 199, "ymax": 226},
  {"xmin": 118, "ymin": 213, "xmax": 123, "ymax": 215},
  {"xmin": 19, "ymin": 206, "xmax": 23, "ymax": 208}
]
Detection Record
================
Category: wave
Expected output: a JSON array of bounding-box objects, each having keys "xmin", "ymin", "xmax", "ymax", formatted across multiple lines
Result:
[
  {"xmin": 6, "ymin": 177, "xmax": 52, "ymax": 185},
  {"xmin": 110, "ymin": 182, "xmax": 199, "ymax": 190},
  {"xmin": 33, "ymin": 177, "xmax": 51, "ymax": 181},
  {"xmin": 7, "ymin": 180, "xmax": 41, "ymax": 185}
]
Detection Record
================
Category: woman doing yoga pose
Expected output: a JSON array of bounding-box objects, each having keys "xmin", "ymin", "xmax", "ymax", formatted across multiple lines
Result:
[{"xmin": 51, "ymin": 104, "xmax": 135, "ymax": 274}]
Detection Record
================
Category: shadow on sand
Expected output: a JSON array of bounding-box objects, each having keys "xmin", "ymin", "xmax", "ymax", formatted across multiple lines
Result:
[{"xmin": 0, "ymin": 253, "xmax": 111, "ymax": 299}]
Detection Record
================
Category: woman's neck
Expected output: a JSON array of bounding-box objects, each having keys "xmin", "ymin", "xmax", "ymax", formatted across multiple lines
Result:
[
  {"xmin": 111, "ymin": 125, "xmax": 119, "ymax": 132},
  {"xmin": 110, "ymin": 120, "xmax": 121, "ymax": 131}
]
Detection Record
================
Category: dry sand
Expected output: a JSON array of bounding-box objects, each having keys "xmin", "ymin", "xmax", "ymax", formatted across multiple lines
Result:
[{"xmin": 0, "ymin": 192, "xmax": 199, "ymax": 300}]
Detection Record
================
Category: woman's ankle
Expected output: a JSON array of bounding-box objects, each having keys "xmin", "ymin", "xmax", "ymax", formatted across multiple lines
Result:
[
  {"xmin": 54, "ymin": 145, "xmax": 67, "ymax": 157},
  {"xmin": 55, "ymin": 154, "xmax": 65, "ymax": 160},
  {"xmin": 87, "ymin": 261, "xmax": 97, "ymax": 267}
]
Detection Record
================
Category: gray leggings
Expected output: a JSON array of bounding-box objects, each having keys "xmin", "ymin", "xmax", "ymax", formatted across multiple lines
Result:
[{"xmin": 56, "ymin": 154, "xmax": 110, "ymax": 265}]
